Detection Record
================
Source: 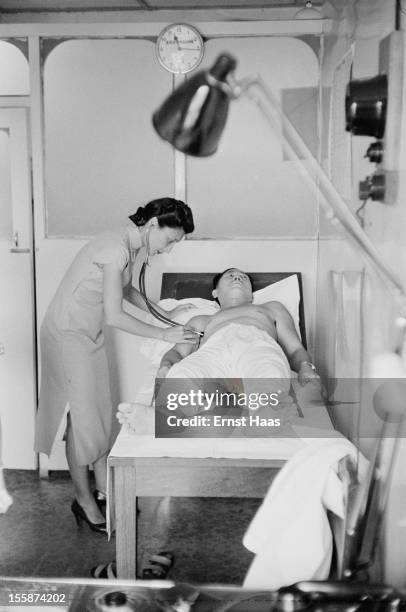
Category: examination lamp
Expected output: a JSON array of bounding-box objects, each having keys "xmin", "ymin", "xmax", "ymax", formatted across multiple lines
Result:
[
  {"xmin": 153, "ymin": 54, "xmax": 236, "ymax": 157},
  {"xmin": 153, "ymin": 53, "xmax": 406, "ymax": 301}
]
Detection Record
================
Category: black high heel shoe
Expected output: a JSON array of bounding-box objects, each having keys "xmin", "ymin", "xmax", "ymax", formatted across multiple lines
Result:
[{"xmin": 71, "ymin": 499, "xmax": 107, "ymax": 534}]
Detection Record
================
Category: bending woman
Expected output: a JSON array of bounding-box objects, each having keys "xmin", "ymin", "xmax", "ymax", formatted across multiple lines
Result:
[{"xmin": 35, "ymin": 197, "xmax": 197, "ymax": 532}]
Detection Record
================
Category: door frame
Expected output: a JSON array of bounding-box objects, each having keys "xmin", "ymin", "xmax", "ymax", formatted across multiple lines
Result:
[{"xmin": 0, "ymin": 106, "xmax": 37, "ymax": 469}]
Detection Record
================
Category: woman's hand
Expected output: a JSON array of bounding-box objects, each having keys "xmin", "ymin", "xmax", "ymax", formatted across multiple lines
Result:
[
  {"xmin": 162, "ymin": 325, "xmax": 199, "ymax": 344},
  {"xmin": 165, "ymin": 303, "xmax": 197, "ymax": 319}
]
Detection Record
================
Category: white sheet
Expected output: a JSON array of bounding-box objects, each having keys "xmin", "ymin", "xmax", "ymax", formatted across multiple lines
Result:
[
  {"xmin": 112, "ymin": 388, "xmax": 335, "ymax": 461},
  {"xmin": 116, "ymin": 374, "xmax": 334, "ymax": 440},
  {"xmin": 243, "ymin": 437, "xmax": 367, "ymax": 589},
  {"xmin": 166, "ymin": 324, "xmax": 291, "ymax": 392}
]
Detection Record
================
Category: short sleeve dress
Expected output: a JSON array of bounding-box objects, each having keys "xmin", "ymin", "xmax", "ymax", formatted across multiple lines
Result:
[{"xmin": 35, "ymin": 225, "xmax": 142, "ymax": 465}]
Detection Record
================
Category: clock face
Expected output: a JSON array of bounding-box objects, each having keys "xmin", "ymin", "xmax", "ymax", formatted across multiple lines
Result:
[{"xmin": 156, "ymin": 24, "xmax": 204, "ymax": 75}]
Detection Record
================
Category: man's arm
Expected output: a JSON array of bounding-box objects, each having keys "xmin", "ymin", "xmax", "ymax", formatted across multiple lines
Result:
[
  {"xmin": 157, "ymin": 315, "xmax": 208, "ymax": 378},
  {"xmin": 268, "ymin": 302, "xmax": 320, "ymax": 385}
]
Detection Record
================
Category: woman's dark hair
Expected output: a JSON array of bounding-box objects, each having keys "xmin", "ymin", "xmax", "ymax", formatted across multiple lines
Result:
[
  {"xmin": 129, "ymin": 197, "xmax": 194, "ymax": 234},
  {"xmin": 212, "ymin": 268, "xmax": 254, "ymax": 304}
]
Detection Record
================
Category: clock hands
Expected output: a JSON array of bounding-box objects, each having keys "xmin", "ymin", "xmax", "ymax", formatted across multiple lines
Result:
[{"xmin": 173, "ymin": 34, "xmax": 200, "ymax": 51}]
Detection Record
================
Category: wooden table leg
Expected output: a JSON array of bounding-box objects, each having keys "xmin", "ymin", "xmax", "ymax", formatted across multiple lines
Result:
[{"xmin": 115, "ymin": 465, "xmax": 137, "ymax": 579}]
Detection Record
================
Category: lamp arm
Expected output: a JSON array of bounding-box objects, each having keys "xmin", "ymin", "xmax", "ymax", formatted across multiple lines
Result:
[{"xmin": 227, "ymin": 73, "xmax": 406, "ymax": 301}]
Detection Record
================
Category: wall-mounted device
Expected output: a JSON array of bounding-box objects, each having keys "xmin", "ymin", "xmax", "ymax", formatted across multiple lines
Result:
[
  {"xmin": 359, "ymin": 172, "xmax": 385, "ymax": 202},
  {"xmin": 345, "ymin": 31, "xmax": 403, "ymax": 206},
  {"xmin": 365, "ymin": 140, "xmax": 384, "ymax": 164},
  {"xmin": 345, "ymin": 73, "xmax": 387, "ymax": 138}
]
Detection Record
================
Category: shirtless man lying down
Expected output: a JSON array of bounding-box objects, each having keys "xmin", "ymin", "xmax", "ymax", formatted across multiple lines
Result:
[
  {"xmin": 117, "ymin": 268, "xmax": 322, "ymax": 430},
  {"xmin": 157, "ymin": 268, "xmax": 320, "ymax": 389}
]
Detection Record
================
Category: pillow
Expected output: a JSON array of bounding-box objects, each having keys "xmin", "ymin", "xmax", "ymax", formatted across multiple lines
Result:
[{"xmin": 157, "ymin": 275, "xmax": 301, "ymax": 329}]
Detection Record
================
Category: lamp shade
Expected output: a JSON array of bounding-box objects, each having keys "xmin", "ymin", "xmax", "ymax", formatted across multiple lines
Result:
[{"xmin": 152, "ymin": 53, "xmax": 237, "ymax": 157}]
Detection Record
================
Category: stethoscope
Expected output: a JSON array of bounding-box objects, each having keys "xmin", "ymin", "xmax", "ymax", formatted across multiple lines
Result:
[{"xmin": 138, "ymin": 225, "xmax": 204, "ymax": 337}]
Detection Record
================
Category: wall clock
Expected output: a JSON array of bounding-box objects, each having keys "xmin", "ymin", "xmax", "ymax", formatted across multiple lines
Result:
[{"xmin": 156, "ymin": 23, "xmax": 204, "ymax": 75}]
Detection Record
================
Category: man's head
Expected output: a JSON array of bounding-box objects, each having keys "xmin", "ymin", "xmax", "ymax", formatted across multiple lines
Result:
[{"xmin": 212, "ymin": 268, "xmax": 254, "ymax": 307}]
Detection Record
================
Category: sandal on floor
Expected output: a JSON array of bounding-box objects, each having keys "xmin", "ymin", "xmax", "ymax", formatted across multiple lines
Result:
[
  {"xmin": 141, "ymin": 551, "xmax": 174, "ymax": 580},
  {"xmin": 90, "ymin": 561, "xmax": 117, "ymax": 579}
]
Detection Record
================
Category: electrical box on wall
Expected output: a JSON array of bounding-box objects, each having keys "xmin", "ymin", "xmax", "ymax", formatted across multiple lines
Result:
[
  {"xmin": 346, "ymin": 31, "xmax": 404, "ymax": 205},
  {"xmin": 378, "ymin": 30, "xmax": 404, "ymax": 204}
]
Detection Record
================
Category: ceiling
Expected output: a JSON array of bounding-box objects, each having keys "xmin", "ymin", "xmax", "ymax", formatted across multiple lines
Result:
[{"xmin": 0, "ymin": 0, "xmax": 324, "ymax": 14}]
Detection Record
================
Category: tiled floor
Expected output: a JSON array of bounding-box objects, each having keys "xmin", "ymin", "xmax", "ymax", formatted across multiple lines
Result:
[{"xmin": 0, "ymin": 470, "xmax": 263, "ymax": 584}]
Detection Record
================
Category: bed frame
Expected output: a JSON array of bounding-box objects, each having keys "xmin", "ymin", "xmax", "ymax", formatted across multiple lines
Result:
[{"xmin": 161, "ymin": 272, "xmax": 307, "ymax": 348}]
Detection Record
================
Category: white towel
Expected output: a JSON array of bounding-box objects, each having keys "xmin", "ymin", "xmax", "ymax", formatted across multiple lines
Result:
[
  {"xmin": 243, "ymin": 437, "xmax": 366, "ymax": 589},
  {"xmin": 167, "ymin": 323, "xmax": 291, "ymax": 382}
]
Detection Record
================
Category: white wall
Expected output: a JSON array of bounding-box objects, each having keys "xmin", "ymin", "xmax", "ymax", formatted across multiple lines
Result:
[
  {"xmin": 0, "ymin": 128, "xmax": 12, "ymax": 238},
  {"xmin": 0, "ymin": 41, "xmax": 29, "ymax": 95},
  {"xmin": 187, "ymin": 36, "xmax": 320, "ymax": 238},
  {"xmin": 43, "ymin": 39, "xmax": 174, "ymax": 237}
]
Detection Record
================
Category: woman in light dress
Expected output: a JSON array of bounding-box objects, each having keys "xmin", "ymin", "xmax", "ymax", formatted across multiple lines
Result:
[{"xmin": 35, "ymin": 198, "xmax": 197, "ymax": 532}]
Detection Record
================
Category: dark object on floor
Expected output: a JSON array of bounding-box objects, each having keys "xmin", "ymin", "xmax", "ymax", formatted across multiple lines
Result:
[
  {"xmin": 90, "ymin": 561, "xmax": 117, "ymax": 579},
  {"xmin": 142, "ymin": 551, "xmax": 174, "ymax": 579},
  {"xmin": 71, "ymin": 499, "xmax": 107, "ymax": 534},
  {"xmin": 90, "ymin": 552, "xmax": 174, "ymax": 581}
]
